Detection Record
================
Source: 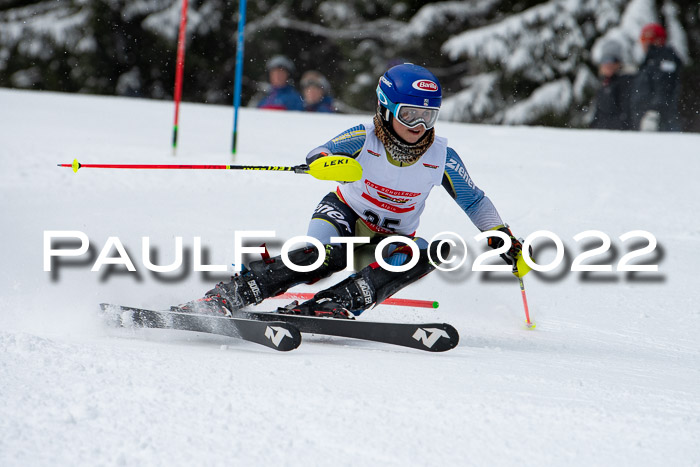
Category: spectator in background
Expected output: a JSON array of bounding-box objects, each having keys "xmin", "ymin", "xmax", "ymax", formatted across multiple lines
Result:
[
  {"xmin": 630, "ymin": 23, "xmax": 683, "ymax": 131},
  {"xmin": 300, "ymin": 71, "xmax": 336, "ymax": 113},
  {"xmin": 257, "ymin": 55, "xmax": 304, "ymax": 111},
  {"xmin": 591, "ymin": 41, "xmax": 633, "ymax": 131}
]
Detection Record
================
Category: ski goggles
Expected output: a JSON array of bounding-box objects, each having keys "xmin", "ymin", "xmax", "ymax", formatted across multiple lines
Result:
[
  {"xmin": 377, "ymin": 86, "xmax": 440, "ymax": 129},
  {"xmin": 394, "ymin": 104, "xmax": 440, "ymax": 129}
]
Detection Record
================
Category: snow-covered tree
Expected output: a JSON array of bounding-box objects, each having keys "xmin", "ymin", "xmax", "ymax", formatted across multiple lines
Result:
[
  {"xmin": 438, "ymin": 0, "xmax": 690, "ymax": 127},
  {"xmin": 0, "ymin": 0, "xmax": 697, "ymax": 129}
]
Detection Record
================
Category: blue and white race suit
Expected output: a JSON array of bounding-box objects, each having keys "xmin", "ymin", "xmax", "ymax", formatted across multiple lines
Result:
[{"xmin": 306, "ymin": 121, "xmax": 504, "ymax": 244}]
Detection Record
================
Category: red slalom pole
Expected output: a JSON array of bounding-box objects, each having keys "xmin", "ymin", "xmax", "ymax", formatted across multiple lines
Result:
[
  {"xmin": 274, "ymin": 292, "xmax": 438, "ymax": 309},
  {"xmin": 172, "ymin": 0, "xmax": 189, "ymax": 154}
]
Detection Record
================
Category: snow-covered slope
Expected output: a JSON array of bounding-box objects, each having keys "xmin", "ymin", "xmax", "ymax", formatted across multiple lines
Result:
[{"xmin": 1, "ymin": 88, "xmax": 699, "ymax": 466}]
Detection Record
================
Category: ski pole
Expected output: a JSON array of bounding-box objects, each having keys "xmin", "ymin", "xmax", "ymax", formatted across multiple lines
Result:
[
  {"xmin": 58, "ymin": 155, "xmax": 363, "ymax": 182},
  {"xmin": 512, "ymin": 241, "xmax": 535, "ymax": 329},
  {"xmin": 518, "ymin": 275, "xmax": 535, "ymax": 329}
]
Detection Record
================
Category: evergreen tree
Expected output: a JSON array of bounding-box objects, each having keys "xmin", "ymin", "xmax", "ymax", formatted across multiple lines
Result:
[{"xmin": 0, "ymin": 0, "xmax": 697, "ymax": 130}]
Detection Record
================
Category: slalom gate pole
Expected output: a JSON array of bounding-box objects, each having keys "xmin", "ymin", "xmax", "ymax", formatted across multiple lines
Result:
[
  {"xmin": 231, "ymin": 0, "xmax": 247, "ymax": 155},
  {"xmin": 275, "ymin": 292, "xmax": 438, "ymax": 309},
  {"xmin": 518, "ymin": 276, "xmax": 535, "ymax": 329},
  {"xmin": 172, "ymin": 0, "xmax": 189, "ymax": 154}
]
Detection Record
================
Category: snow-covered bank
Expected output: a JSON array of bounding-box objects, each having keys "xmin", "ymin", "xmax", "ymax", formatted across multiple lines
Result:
[{"xmin": 1, "ymin": 89, "xmax": 699, "ymax": 466}]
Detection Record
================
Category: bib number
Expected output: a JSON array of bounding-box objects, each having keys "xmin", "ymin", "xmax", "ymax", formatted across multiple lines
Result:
[{"xmin": 363, "ymin": 209, "xmax": 401, "ymax": 232}]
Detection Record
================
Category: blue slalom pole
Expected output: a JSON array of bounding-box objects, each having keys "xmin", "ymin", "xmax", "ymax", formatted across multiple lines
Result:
[{"xmin": 231, "ymin": 0, "xmax": 247, "ymax": 155}]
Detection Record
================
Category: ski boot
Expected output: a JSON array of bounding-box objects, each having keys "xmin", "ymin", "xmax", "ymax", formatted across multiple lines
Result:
[
  {"xmin": 175, "ymin": 244, "xmax": 347, "ymax": 316},
  {"xmin": 174, "ymin": 274, "xmax": 259, "ymax": 317},
  {"xmin": 277, "ymin": 298, "xmax": 354, "ymax": 319},
  {"xmin": 287, "ymin": 240, "xmax": 450, "ymax": 317}
]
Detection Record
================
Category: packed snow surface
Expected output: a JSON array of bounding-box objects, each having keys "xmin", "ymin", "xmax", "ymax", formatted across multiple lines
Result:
[{"xmin": 1, "ymin": 89, "xmax": 699, "ymax": 466}]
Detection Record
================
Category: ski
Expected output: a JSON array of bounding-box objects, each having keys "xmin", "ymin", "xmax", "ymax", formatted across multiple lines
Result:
[
  {"xmin": 234, "ymin": 310, "xmax": 459, "ymax": 352},
  {"xmin": 99, "ymin": 303, "xmax": 301, "ymax": 352}
]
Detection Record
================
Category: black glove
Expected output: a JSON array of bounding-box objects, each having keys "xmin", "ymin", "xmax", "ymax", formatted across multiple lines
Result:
[{"xmin": 487, "ymin": 224, "xmax": 533, "ymax": 269}]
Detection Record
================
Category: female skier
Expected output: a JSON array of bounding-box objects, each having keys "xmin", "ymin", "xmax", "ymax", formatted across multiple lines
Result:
[{"xmin": 181, "ymin": 63, "xmax": 530, "ymax": 318}]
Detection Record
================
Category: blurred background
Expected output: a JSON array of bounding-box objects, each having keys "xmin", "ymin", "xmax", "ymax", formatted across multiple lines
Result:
[{"xmin": 1, "ymin": 0, "xmax": 698, "ymax": 131}]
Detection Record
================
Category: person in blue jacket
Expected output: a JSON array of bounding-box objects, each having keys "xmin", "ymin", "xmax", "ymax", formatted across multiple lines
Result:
[
  {"xmin": 183, "ymin": 64, "xmax": 531, "ymax": 318},
  {"xmin": 257, "ymin": 55, "xmax": 304, "ymax": 111},
  {"xmin": 301, "ymin": 71, "xmax": 336, "ymax": 113}
]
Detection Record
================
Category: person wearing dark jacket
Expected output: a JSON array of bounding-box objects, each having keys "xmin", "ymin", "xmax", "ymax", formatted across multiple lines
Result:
[
  {"xmin": 257, "ymin": 55, "xmax": 304, "ymax": 111},
  {"xmin": 591, "ymin": 45, "xmax": 633, "ymax": 131},
  {"xmin": 630, "ymin": 23, "xmax": 683, "ymax": 131},
  {"xmin": 300, "ymin": 71, "xmax": 336, "ymax": 113}
]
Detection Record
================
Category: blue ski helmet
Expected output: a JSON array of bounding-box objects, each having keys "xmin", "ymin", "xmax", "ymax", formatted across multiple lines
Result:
[{"xmin": 376, "ymin": 63, "xmax": 442, "ymax": 129}]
